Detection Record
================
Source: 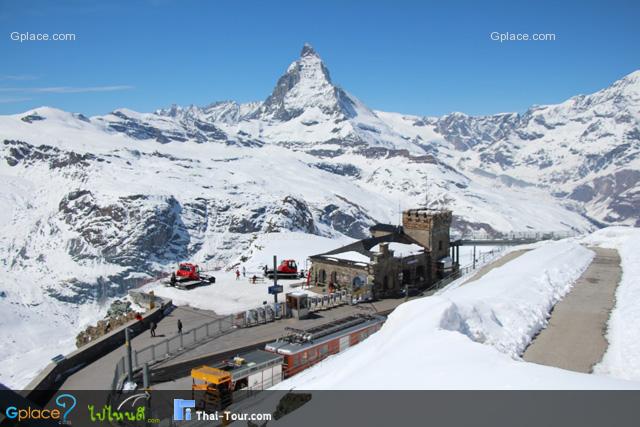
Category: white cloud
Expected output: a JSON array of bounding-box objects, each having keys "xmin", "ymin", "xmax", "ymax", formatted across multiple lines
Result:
[
  {"xmin": 0, "ymin": 75, "xmax": 39, "ymax": 81},
  {"xmin": 0, "ymin": 96, "xmax": 32, "ymax": 104},
  {"xmin": 0, "ymin": 85, "xmax": 134, "ymax": 94}
]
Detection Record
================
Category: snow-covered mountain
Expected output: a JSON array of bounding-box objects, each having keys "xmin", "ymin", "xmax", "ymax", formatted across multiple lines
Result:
[{"xmin": 0, "ymin": 44, "xmax": 637, "ymax": 387}]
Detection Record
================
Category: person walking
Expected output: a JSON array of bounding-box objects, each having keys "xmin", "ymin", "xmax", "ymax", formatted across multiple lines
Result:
[
  {"xmin": 149, "ymin": 321, "xmax": 157, "ymax": 337},
  {"xmin": 177, "ymin": 319, "xmax": 183, "ymax": 334}
]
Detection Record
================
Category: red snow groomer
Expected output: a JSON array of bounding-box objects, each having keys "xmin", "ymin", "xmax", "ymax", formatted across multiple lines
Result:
[
  {"xmin": 265, "ymin": 259, "xmax": 301, "ymax": 279},
  {"xmin": 168, "ymin": 262, "xmax": 215, "ymax": 289}
]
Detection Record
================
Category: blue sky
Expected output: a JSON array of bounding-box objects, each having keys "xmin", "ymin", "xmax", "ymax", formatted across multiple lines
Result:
[{"xmin": 1, "ymin": 0, "xmax": 638, "ymax": 116}]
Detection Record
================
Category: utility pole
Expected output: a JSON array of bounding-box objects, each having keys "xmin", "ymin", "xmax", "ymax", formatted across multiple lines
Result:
[
  {"xmin": 124, "ymin": 327, "xmax": 133, "ymax": 384},
  {"xmin": 273, "ymin": 255, "xmax": 278, "ymax": 303}
]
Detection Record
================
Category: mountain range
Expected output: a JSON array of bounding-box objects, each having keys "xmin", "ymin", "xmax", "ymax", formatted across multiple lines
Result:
[{"xmin": 0, "ymin": 43, "xmax": 638, "ymax": 386}]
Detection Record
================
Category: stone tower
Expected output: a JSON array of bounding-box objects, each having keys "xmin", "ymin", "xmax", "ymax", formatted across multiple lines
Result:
[{"xmin": 402, "ymin": 208, "xmax": 452, "ymax": 261}]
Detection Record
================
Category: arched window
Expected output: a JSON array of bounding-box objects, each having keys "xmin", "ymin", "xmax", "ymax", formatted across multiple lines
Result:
[
  {"xmin": 330, "ymin": 271, "xmax": 338, "ymax": 284},
  {"xmin": 438, "ymin": 240, "xmax": 443, "ymax": 251},
  {"xmin": 383, "ymin": 275, "xmax": 389, "ymax": 290},
  {"xmin": 353, "ymin": 275, "xmax": 366, "ymax": 290}
]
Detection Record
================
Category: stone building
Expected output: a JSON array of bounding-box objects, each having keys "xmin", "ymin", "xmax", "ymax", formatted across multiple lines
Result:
[{"xmin": 308, "ymin": 208, "xmax": 457, "ymax": 299}]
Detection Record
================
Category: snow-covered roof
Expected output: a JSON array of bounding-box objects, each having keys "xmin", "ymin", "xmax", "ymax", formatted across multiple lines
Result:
[
  {"xmin": 320, "ymin": 251, "xmax": 371, "ymax": 264},
  {"xmin": 371, "ymin": 242, "xmax": 424, "ymax": 257}
]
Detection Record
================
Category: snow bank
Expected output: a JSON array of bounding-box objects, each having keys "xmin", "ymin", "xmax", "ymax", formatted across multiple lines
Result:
[
  {"xmin": 582, "ymin": 227, "xmax": 640, "ymax": 381},
  {"xmin": 273, "ymin": 241, "xmax": 637, "ymax": 389}
]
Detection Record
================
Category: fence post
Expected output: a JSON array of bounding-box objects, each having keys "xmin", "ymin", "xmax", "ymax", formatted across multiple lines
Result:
[{"xmin": 143, "ymin": 363, "xmax": 150, "ymax": 390}]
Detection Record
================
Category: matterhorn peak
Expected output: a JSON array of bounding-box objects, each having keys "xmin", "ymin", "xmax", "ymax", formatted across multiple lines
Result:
[
  {"xmin": 301, "ymin": 43, "xmax": 317, "ymax": 57},
  {"xmin": 251, "ymin": 43, "xmax": 360, "ymax": 121}
]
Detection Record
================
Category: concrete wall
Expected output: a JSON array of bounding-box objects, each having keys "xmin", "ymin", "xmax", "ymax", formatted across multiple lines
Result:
[{"xmin": 23, "ymin": 295, "xmax": 172, "ymax": 406}]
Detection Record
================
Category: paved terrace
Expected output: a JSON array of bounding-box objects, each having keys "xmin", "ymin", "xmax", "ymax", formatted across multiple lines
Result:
[{"xmin": 59, "ymin": 297, "xmax": 405, "ymax": 390}]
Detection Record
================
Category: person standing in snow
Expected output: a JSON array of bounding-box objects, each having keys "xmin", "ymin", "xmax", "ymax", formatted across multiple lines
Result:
[
  {"xmin": 150, "ymin": 321, "xmax": 157, "ymax": 337},
  {"xmin": 242, "ymin": 266, "xmax": 246, "ymax": 277},
  {"xmin": 177, "ymin": 319, "xmax": 183, "ymax": 334},
  {"xmin": 235, "ymin": 269, "xmax": 240, "ymax": 280}
]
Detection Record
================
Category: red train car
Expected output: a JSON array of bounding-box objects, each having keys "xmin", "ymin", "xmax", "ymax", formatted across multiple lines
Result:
[{"xmin": 264, "ymin": 314, "xmax": 385, "ymax": 377}]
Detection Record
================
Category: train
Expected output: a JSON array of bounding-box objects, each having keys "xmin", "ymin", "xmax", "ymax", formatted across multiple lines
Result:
[
  {"xmin": 190, "ymin": 314, "xmax": 385, "ymax": 410},
  {"xmin": 264, "ymin": 314, "xmax": 385, "ymax": 377}
]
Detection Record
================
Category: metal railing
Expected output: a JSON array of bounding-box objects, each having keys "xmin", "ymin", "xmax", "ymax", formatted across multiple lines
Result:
[
  {"xmin": 455, "ymin": 230, "xmax": 580, "ymax": 242},
  {"xmin": 132, "ymin": 315, "xmax": 236, "ymax": 370},
  {"xmin": 430, "ymin": 246, "xmax": 507, "ymax": 292}
]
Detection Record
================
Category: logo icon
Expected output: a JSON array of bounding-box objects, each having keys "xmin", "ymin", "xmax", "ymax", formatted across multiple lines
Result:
[
  {"xmin": 173, "ymin": 399, "xmax": 195, "ymax": 421},
  {"xmin": 55, "ymin": 393, "xmax": 77, "ymax": 423}
]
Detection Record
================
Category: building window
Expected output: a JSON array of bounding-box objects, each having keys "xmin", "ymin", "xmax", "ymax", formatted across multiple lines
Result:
[
  {"xmin": 402, "ymin": 269, "xmax": 411, "ymax": 285},
  {"xmin": 319, "ymin": 269, "xmax": 326, "ymax": 283},
  {"xmin": 439, "ymin": 240, "xmax": 443, "ymax": 251},
  {"xmin": 330, "ymin": 271, "xmax": 338, "ymax": 285}
]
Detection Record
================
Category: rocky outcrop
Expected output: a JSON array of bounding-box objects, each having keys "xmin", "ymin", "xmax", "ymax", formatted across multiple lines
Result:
[{"xmin": 75, "ymin": 300, "xmax": 137, "ymax": 348}]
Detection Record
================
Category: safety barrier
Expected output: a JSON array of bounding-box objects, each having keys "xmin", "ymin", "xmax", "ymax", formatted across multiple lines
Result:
[
  {"xmin": 429, "ymin": 246, "xmax": 507, "ymax": 292},
  {"xmin": 457, "ymin": 230, "xmax": 579, "ymax": 242},
  {"xmin": 132, "ymin": 315, "xmax": 235, "ymax": 368}
]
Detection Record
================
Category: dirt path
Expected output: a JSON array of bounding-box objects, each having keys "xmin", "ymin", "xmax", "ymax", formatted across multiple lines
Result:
[{"xmin": 522, "ymin": 247, "xmax": 621, "ymax": 373}]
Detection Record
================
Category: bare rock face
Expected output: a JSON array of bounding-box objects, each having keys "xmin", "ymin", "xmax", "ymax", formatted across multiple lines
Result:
[
  {"xmin": 58, "ymin": 190, "xmax": 192, "ymax": 266},
  {"xmin": 318, "ymin": 197, "xmax": 376, "ymax": 239}
]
